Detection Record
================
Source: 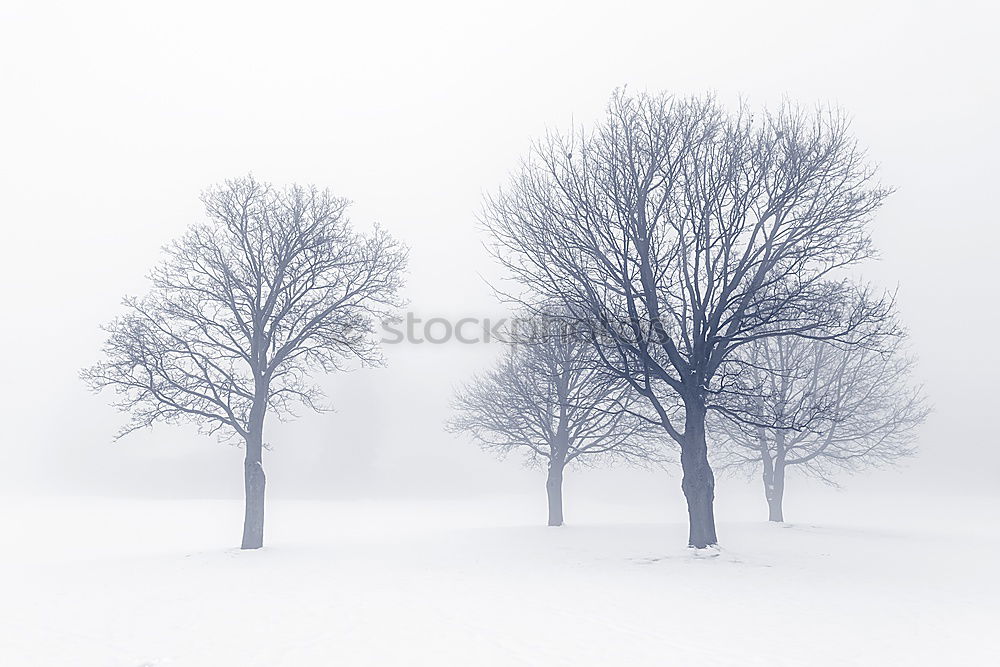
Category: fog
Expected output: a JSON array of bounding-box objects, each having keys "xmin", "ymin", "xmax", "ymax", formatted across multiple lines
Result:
[{"xmin": 1, "ymin": 0, "xmax": 997, "ymax": 507}]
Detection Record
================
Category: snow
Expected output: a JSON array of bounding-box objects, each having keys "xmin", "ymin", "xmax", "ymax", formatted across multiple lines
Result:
[{"xmin": 1, "ymin": 494, "xmax": 996, "ymax": 666}]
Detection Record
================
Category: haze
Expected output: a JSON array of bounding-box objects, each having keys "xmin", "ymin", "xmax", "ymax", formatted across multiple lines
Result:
[{"xmin": 1, "ymin": 0, "xmax": 996, "ymax": 507}]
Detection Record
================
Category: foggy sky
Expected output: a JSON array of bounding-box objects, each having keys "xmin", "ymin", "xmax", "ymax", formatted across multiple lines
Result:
[{"xmin": 1, "ymin": 0, "xmax": 996, "ymax": 504}]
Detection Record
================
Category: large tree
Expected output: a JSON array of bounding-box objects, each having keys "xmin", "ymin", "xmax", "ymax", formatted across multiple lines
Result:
[
  {"xmin": 483, "ymin": 91, "xmax": 894, "ymax": 548},
  {"xmin": 83, "ymin": 176, "xmax": 407, "ymax": 549},
  {"xmin": 712, "ymin": 332, "xmax": 927, "ymax": 522},
  {"xmin": 448, "ymin": 322, "xmax": 662, "ymax": 526}
]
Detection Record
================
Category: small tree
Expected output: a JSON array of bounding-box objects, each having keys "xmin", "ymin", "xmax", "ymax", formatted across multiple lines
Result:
[
  {"xmin": 712, "ymin": 333, "xmax": 928, "ymax": 522},
  {"xmin": 448, "ymin": 324, "xmax": 663, "ymax": 526},
  {"xmin": 83, "ymin": 176, "xmax": 407, "ymax": 549}
]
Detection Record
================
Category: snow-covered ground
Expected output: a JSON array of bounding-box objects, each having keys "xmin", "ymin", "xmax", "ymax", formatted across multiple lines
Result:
[{"xmin": 1, "ymin": 493, "xmax": 996, "ymax": 666}]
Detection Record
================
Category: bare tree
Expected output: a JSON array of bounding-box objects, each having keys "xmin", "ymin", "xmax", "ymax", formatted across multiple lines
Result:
[
  {"xmin": 712, "ymin": 332, "xmax": 928, "ymax": 522},
  {"xmin": 483, "ymin": 91, "xmax": 895, "ymax": 548},
  {"xmin": 83, "ymin": 176, "xmax": 407, "ymax": 549},
  {"xmin": 448, "ymin": 322, "xmax": 663, "ymax": 526}
]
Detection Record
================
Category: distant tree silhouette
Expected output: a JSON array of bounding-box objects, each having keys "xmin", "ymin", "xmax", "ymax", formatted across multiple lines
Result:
[
  {"xmin": 449, "ymin": 321, "xmax": 663, "ymax": 526},
  {"xmin": 712, "ymin": 329, "xmax": 927, "ymax": 522}
]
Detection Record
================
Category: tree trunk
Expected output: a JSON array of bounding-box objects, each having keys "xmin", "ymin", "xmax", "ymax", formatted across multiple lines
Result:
[
  {"xmin": 546, "ymin": 461, "xmax": 565, "ymax": 527},
  {"xmin": 759, "ymin": 426, "xmax": 787, "ymax": 523},
  {"xmin": 241, "ymin": 454, "xmax": 265, "ymax": 549},
  {"xmin": 679, "ymin": 399, "xmax": 718, "ymax": 548},
  {"xmin": 241, "ymin": 400, "xmax": 266, "ymax": 550},
  {"xmin": 764, "ymin": 461, "xmax": 785, "ymax": 522}
]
